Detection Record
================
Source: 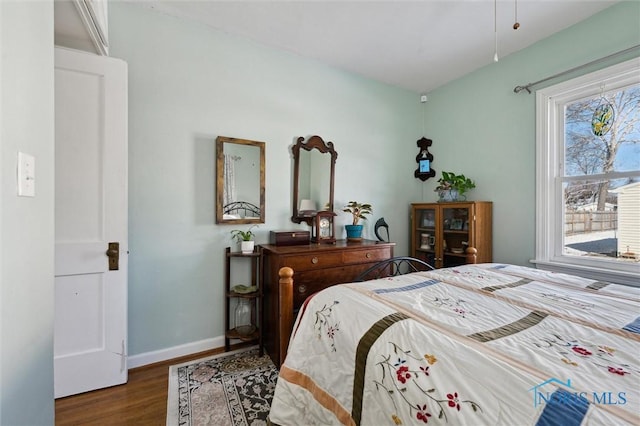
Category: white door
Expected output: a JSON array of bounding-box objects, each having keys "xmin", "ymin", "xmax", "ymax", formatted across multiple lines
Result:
[{"xmin": 54, "ymin": 47, "xmax": 128, "ymax": 398}]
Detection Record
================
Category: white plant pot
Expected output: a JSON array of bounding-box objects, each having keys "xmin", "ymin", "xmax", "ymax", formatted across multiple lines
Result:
[{"xmin": 241, "ymin": 241, "xmax": 255, "ymax": 254}]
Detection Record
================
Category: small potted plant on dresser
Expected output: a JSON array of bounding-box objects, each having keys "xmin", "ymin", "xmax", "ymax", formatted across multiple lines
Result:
[
  {"xmin": 342, "ymin": 201, "xmax": 372, "ymax": 241},
  {"xmin": 435, "ymin": 171, "xmax": 476, "ymax": 202},
  {"xmin": 231, "ymin": 225, "xmax": 257, "ymax": 254}
]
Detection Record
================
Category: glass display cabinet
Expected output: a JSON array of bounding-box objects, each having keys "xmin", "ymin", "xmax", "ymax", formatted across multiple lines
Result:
[{"xmin": 410, "ymin": 202, "xmax": 492, "ymax": 269}]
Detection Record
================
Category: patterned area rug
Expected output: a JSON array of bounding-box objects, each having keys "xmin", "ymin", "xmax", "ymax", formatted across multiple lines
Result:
[{"xmin": 167, "ymin": 347, "xmax": 278, "ymax": 426}]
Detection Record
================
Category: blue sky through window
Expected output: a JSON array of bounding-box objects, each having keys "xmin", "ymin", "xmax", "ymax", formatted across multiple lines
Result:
[{"xmin": 565, "ymin": 85, "xmax": 640, "ymax": 182}]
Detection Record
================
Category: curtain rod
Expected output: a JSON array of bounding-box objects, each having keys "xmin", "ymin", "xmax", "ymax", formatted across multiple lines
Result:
[{"xmin": 513, "ymin": 44, "xmax": 640, "ymax": 94}]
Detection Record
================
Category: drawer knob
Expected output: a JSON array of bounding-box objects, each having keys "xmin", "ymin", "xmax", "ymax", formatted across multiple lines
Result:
[
  {"xmin": 311, "ymin": 256, "xmax": 318, "ymax": 264},
  {"xmin": 298, "ymin": 285, "xmax": 307, "ymax": 294},
  {"xmin": 366, "ymin": 252, "xmax": 372, "ymax": 259}
]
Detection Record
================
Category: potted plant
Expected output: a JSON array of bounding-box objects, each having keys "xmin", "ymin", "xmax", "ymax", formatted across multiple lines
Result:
[
  {"xmin": 342, "ymin": 201, "xmax": 372, "ymax": 241},
  {"xmin": 231, "ymin": 225, "xmax": 257, "ymax": 254},
  {"xmin": 434, "ymin": 171, "xmax": 476, "ymax": 202}
]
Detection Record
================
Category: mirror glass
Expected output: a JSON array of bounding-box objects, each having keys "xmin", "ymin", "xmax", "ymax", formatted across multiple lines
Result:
[
  {"xmin": 216, "ymin": 136, "xmax": 265, "ymax": 224},
  {"xmin": 292, "ymin": 135, "xmax": 337, "ymax": 225}
]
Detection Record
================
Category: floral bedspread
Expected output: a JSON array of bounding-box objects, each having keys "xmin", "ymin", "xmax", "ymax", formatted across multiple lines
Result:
[{"xmin": 268, "ymin": 264, "xmax": 640, "ymax": 426}]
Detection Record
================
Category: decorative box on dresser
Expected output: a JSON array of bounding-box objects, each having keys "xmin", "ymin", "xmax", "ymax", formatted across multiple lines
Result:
[
  {"xmin": 410, "ymin": 201, "xmax": 492, "ymax": 269},
  {"xmin": 260, "ymin": 239, "xmax": 395, "ymax": 366}
]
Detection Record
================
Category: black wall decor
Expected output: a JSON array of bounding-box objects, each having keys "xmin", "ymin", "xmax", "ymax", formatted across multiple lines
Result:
[{"xmin": 414, "ymin": 137, "xmax": 435, "ymax": 181}]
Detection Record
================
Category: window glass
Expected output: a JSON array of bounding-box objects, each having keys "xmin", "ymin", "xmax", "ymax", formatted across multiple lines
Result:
[
  {"xmin": 562, "ymin": 86, "xmax": 640, "ymax": 263},
  {"xmin": 535, "ymin": 58, "xmax": 640, "ymax": 284},
  {"xmin": 564, "ymin": 87, "xmax": 640, "ymax": 176}
]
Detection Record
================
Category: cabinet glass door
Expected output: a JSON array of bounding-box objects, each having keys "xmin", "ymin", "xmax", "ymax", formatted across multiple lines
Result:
[
  {"xmin": 441, "ymin": 206, "xmax": 470, "ymax": 267},
  {"xmin": 415, "ymin": 207, "xmax": 437, "ymax": 265}
]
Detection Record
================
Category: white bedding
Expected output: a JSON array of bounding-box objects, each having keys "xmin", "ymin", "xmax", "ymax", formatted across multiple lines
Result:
[{"xmin": 268, "ymin": 263, "xmax": 640, "ymax": 426}]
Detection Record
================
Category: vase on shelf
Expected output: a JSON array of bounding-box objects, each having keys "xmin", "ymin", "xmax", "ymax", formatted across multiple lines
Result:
[
  {"xmin": 234, "ymin": 298, "xmax": 255, "ymax": 336},
  {"xmin": 438, "ymin": 189, "xmax": 459, "ymax": 202},
  {"xmin": 345, "ymin": 224, "xmax": 363, "ymax": 241},
  {"xmin": 240, "ymin": 240, "xmax": 255, "ymax": 254},
  {"xmin": 420, "ymin": 233, "xmax": 432, "ymax": 250}
]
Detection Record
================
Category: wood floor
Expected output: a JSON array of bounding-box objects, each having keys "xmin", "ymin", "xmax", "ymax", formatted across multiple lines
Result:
[{"xmin": 55, "ymin": 346, "xmax": 236, "ymax": 425}]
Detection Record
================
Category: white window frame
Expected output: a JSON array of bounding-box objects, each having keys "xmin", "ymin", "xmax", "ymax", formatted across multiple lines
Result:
[{"xmin": 533, "ymin": 57, "xmax": 640, "ymax": 286}]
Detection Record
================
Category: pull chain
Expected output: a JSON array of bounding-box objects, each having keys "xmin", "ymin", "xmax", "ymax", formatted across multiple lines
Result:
[{"xmin": 493, "ymin": 0, "xmax": 499, "ymax": 62}]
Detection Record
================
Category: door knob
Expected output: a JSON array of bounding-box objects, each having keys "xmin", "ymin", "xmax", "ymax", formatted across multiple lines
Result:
[{"xmin": 106, "ymin": 242, "xmax": 120, "ymax": 270}]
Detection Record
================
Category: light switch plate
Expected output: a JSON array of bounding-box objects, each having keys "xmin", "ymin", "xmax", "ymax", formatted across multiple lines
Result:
[{"xmin": 18, "ymin": 152, "xmax": 35, "ymax": 197}]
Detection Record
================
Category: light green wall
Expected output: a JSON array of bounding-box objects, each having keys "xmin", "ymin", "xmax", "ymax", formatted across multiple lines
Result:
[
  {"xmin": 0, "ymin": 1, "xmax": 55, "ymax": 424},
  {"xmin": 111, "ymin": 2, "xmax": 639, "ymax": 358},
  {"xmin": 109, "ymin": 3, "xmax": 422, "ymax": 356},
  {"xmin": 421, "ymin": 1, "xmax": 640, "ymax": 266}
]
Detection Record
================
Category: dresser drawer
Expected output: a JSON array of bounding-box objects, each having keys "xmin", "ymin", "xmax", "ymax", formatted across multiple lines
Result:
[
  {"xmin": 284, "ymin": 252, "xmax": 343, "ymax": 271},
  {"xmin": 342, "ymin": 247, "xmax": 391, "ymax": 264},
  {"xmin": 260, "ymin": 240, "xmax": 395, "ymax": 367},
  {"xmin": 293, "ymin": 271, "xmax": 332, "ymax": 307},
  {"xmin": 292, "ymin": 264, "xmax": 378, "ymax": 308}
]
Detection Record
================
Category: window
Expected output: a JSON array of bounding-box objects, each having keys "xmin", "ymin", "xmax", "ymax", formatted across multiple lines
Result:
[{"xmin": 535, "ymin": 58, "xmax": 640, "ymax": 286}]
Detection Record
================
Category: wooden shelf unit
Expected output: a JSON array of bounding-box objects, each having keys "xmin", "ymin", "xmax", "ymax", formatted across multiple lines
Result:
[
  {"xmin": 224, "ymin": 247, "xmax": 263, "ymax": 353},
  {"xmin": 410, "ymin": 201, "xmax": 492, "ymax": 269}
]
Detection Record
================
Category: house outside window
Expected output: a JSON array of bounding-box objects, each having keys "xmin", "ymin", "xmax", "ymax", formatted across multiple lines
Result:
[{"xmin": 534, "ymin": 58, "xmax": 640, "ymax": 286}]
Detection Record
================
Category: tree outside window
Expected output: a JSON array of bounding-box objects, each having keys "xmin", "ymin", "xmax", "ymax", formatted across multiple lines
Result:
[{"xmin": 563, "ymin": 86, "xmax": 640, "ymax": 262}]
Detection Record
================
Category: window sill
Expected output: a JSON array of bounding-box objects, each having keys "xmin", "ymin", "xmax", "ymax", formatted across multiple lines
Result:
[{"xmin": 530, "ymin": 259, "xmax": 640, "ymax": 287}]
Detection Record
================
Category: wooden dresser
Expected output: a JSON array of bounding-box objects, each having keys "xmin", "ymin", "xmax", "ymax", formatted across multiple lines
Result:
[{"xmin": 260, "ymin": 240, "xmax": 395, "ymax": 366}]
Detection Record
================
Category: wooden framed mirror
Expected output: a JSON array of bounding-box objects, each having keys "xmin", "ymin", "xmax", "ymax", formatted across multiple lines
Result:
[
  {"xmin": 291, "ymin": 135, "xmax": 338, "ymax": 225},
  {"xmin": 216, "ymin": 136, "xmax": 265, "ymax": 224}
]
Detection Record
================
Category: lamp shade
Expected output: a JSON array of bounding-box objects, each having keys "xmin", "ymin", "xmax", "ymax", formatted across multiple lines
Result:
[{"xmin": 299, "ymin": 199, "xmax": 317, "ymax": 214}]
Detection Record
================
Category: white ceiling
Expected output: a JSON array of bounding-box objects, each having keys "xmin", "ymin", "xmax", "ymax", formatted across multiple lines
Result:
[{"xmin": 139, "ymin": 0, "xmax": 620, "ymax": 93}]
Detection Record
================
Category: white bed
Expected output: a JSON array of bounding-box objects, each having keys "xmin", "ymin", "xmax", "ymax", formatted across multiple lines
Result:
[{"xmin": 268, "ymin": 263, "xmax": 640, "ymax": 425}]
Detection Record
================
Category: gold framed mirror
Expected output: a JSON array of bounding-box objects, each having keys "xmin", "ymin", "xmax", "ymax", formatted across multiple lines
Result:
[
  {"xmin": 291, "ymin": 135, "xmax": 338, "ymax": 225},
  {"xmin": 216, "ymin": 136, "xmax": 265, "ymax": 224}
]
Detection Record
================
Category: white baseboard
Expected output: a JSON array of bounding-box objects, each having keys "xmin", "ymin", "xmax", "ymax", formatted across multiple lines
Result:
[{"xmin": 127, "ymin": 335, "xmax": 226, "ymax": 369}]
